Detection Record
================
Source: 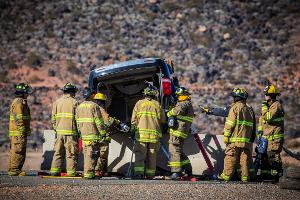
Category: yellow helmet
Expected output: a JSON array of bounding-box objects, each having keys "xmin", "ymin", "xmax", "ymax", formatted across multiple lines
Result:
[
  {"xmin": 264, "ymin": 85, "xmax": 280, "ymax": 95},
  {"xmin": 93, "ymin": 92, "xmax": 107, "ymax": 101}
]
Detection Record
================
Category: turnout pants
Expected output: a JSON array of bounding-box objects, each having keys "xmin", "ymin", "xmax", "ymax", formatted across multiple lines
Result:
[
  {"xmin": 83, "ymin": 141, "xmax": 100, "ymax": 178},
  {"xmin": 168, "ymin": 135, "xmax": 191, "ymax": 173},
  {"xmin": 50, "ymin": 135, "xmax": 78, "ymax": 176},
  {"xmin": 134, "ymin": 141, "xmax": 160, "ymax": 178},
  {"xmin": 261, "ymin": 139, "xmax": 283, "ymax": 175},
  {"xmin": 95, "ymin": 142, "xmax": 109, "ymax": 172},
  {"xmin": 221, "ymin": 143, "xmax": 251, "ymax": 182},
  {"xmin": 8, "ymin": 136, "xmax": 27, "ymax": 175}
]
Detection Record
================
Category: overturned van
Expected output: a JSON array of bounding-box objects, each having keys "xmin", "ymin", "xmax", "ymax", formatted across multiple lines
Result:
[
  {"xmin": 88, "ymin": 58, "xmax": 175, "ymax": 122},
  {"xmin": 86, "ymin": 58, "xmax": 225, "ymax": 176}
]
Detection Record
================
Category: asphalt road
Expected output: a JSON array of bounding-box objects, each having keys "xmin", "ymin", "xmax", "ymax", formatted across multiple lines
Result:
[{"xmin": 0, "ymin": 175, "xmax": 300, "ymax": 200}]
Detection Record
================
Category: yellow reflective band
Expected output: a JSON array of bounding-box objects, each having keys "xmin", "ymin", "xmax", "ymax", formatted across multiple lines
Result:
[
  {"xmin": 56, "ymin": 130, "xmax": 77, "ymax": 135},
  {"xmin": 54, "ymin": 113, "xmax": 74, "ymax": 119},
  {"xmin": 134, "ymin": 166, "xmax": 145, "ymax": 172},
  {"xmin": 94, "ymin": 118, "xmax": 104, "ymax": 126},
  {"xmin": 81, "ymin": 134, "xmax": 100, "ymax": 141},
  {"xmin": 9, "ymin": 130, "xmax": 24, "ymax": 136},
  {"xmin": 145, "ymin": 169, "xmax": 156, "ymax": 175},
  {"xmin": 220, "ymin": 173, "xmax": 230, "ymax": 181},
  {"xmin": 272, "ymin": 117, "xmax": 284, "ymax": 122},
  {"xmin": 263, "ymin": 133, "xmax": 284, "ymax": 141},
  {"xmin": 137, "ymin": 111, "xmax": 160, "ymax": 119},
  {"xmin": 168, "ymin": 160, "xmax": 190, "ymax": 167},
  {"xmin": 176, "ymin": 115, "xmax": 193, "ymax": 123},
  {"xmin": 84, "ymin": 172, "xmax": 95, "ymax": 178},
  {"xmin": 137, "ymin": 137, "xmax": 159, "ymax": 143},
  {"xmin": 50, "ymin": 168, "xmax": 61, "ymax": 173},
  {"xmin": 241, "ymin": 176, "xmax": 249, "ymax": 182},
  {"xmin": 78, "ymin": 103, "xmax": 92, "ymax": 108},
  {"xmin": 236, "ymin": 120, "xmax": 253, "ymax": 127},
  {"xmin": 169, "ymin": 129, "xmax": 188, "ymax": 138},
  {"xmin": 261, "ymin": 106, "xmax": 268, "ymax": 111},
  {"xmin": 225, "ymin": 118, "xmax": 236, "ymax": 127},
  {"xmin": 10, "ymin": 115, "xmax": 30, "ymax": 121},
  {"xmin": 167, "ymin": 109, "xmax": 174, "ymax": 117},
  {"xmin": 224, "ymin": 130, "xmax": 231, "ymax": 137},
  {"xmin": 258, "ymin": 126, "xmax": 263, "ymax": 131},
  {"xmin": 229, "ymin": 137, "xmax": 251, "ymax": 143},
  {"xmin": 168, "ymin": 162, "xmax": 182, "ymax": 167},
  {"xmin": 138, "ymin": 129, "xmax": 161, "ymax": 136}
]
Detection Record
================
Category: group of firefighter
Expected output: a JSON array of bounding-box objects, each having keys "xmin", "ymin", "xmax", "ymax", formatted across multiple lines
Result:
[{"xmin": 8, "ymin": 66, "xmax": 284, "ymax": 182}]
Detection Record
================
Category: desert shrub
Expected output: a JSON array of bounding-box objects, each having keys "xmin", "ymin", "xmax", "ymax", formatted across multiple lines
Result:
[
  {"xmin": 26, "ymin": 52, "xmax": 42, "ymax": 67},
  {"xmin": 67, "ymin": 60, "xmax": 81, "ymax": 75}
]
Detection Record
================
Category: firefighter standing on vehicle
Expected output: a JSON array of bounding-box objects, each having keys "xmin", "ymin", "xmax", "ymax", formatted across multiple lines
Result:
[
  {"xmin": 93, "ymin": 92, "xmax": 129, "ymax": 177},
  {"xmin": 76, "ymin": 88, "xmax": 106, "ymax": 179},
  {"xmin": 258, "ymin": 84, "xmax": 284, "ymax": 178},
  {"xmin": 131, "ymin": 84, "xmax": 166, "ymax": 179},
  {"xmin": 50, "ymin": 83, "xmax": 79, "ymax": 176},
  {"xmin": 219, "ymin": 88, "xmax": 256, "ymax": 182},
  {"xmin": 167, "ymin": 87, "xmax": 194, "ymax": 180},
  {"xmin": 8, "ymin": 83, "xmax": 32, "ymax": 176}
]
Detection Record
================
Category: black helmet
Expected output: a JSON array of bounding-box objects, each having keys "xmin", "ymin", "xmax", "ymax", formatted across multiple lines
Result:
[
  {"xmin": 143, "ymin": 83, "xmax": 158, "ymax": 96},
  {"xmin": 62, "ymin": 83, "xmax": 77, "ymax": 93},
  {"xmin": 175, "ymin": 87, "xmax": 190, "ymax": 96},
  {"xmin": 82, "ymin": 87, "xmax": 95, "ymax": 99},
  {"xmin": 15, "ymin": 83, "xmax": 33, "ymax": 94},
  {"xmin": 231, "ymin": 88, "xmax": 248, "ymax": 100}
]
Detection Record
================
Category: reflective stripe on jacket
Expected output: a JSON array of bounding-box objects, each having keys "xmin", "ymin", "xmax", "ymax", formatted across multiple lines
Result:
[
  {"xmin": 131, "ymin": 98, "xmax": 165, "ymax": 143},
  {"xmin": 167, "ymin": 100, "xmax": 194, "ymax": 139},
  {"xmin": 9, "ymin": 97, "xmax": 31, "ymax": 136},
  {"xmin": 51, "ymin": 94, "xmax": 79, "ymax": 136},
  {"xmin": 260, "ymin": 100, "xmax": 284, "ymax": 141},
  {"xmin": 75, "ymin": 101, "xmax": 106, "ymax": 142},
  {"xmin": 223, "ymin": 101, "xmax": 255, "ymax": 149}
]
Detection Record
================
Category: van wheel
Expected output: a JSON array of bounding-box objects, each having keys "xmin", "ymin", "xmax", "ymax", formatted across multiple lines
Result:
[{"xmin": 278, "ymin": 176, "xmax": 300, "ymax": 190}]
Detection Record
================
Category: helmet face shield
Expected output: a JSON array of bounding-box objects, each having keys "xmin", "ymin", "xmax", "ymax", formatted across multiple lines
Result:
[
  {"xmin": 175, "ymin": 87, "xmax": 190, "ymax": 96},
  {"xmin": 231, "ymin": 88, "xmax": 248, "ymax": 100},
  {"xmin": 143, "ymin": 84, "xmax": 158, "ymax": 96},
  {"xmin": 62, "ymin": 83, "xmax": 77, "ymax": 93},
  {"xmin": 15, "ymin": 83, "xmax": 33, "ymax": 94}
]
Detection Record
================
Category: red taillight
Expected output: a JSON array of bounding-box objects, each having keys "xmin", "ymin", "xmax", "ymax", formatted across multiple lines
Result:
[{"xmin": 162, "ymin": 78, "xmax": 172, "ymax": 96}]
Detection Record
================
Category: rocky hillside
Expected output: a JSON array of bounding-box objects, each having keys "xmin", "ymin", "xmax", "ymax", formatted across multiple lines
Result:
[{"xmin": 0, "ymin": 0, "xmax": 300, "ymax": 147}]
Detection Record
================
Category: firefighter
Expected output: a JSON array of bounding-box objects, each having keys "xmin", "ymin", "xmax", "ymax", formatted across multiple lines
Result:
[
  {"xmin": 131, "ymin": 83, "xmax": 166, "ymax": 179},
  {"xmin": 258, "ymin": 84, "xmax": 284, "ymax": 178},
  {"xmin": 218, "ymin": 88, "xmax": 256, "ymax": 182},
  {"xmin": 93, "ymin": 92, "xmax": 129, "ymax": 177},
  {"xmin": 50, "ymin": 83, "xmax": 79, "ymax": 176},
  {"xmin": 8, "ymin": 83, "xmax": 32, "ymax": 176},
  {"xmin": 76, "ymin": 88, "xmax": 106, "ymax": 179},
  {"xmin": 167, "ymin": 87, "xmax": 194, "ymax": 180}
]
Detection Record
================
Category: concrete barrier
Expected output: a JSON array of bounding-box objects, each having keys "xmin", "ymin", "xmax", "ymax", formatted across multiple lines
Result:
[{"xmin": 42, "ymin": 130, "xmax": 225, "ymax": 175}]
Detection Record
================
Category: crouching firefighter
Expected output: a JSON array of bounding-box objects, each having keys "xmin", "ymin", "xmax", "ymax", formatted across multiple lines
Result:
[
  {"xmin": 131, "ymin": 83, "xmax": 166, "ymax": 179},
  {"xmin": 93, "ymin": 92, "xmax": 130, "ymax": 177},
  {"xmin": 218, "ymin": 88, "xmax": 256, "ymax": 182},
  {"xmin": 76, "ymin": 88, "xmax": 106, "ymax": 179},
  {"xmin": 50, "ymin": 83, "xmax": 79, "ymax": 177},
  {"xmin": 257, "ymin": 83, "xmax": 284, "ymax": 179},
  {"xmin": 8, "ymin": 83, "xmax": 32, "ymax": 176},
  {"xmin": 167, "ymin": 87, "xmax": 194, "ymax": 180}
]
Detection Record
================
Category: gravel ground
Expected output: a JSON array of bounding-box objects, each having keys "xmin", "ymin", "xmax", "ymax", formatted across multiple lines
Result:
[{"xmin": 1, "ymin": 176, "xmax": 300, "ymax": 200}]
